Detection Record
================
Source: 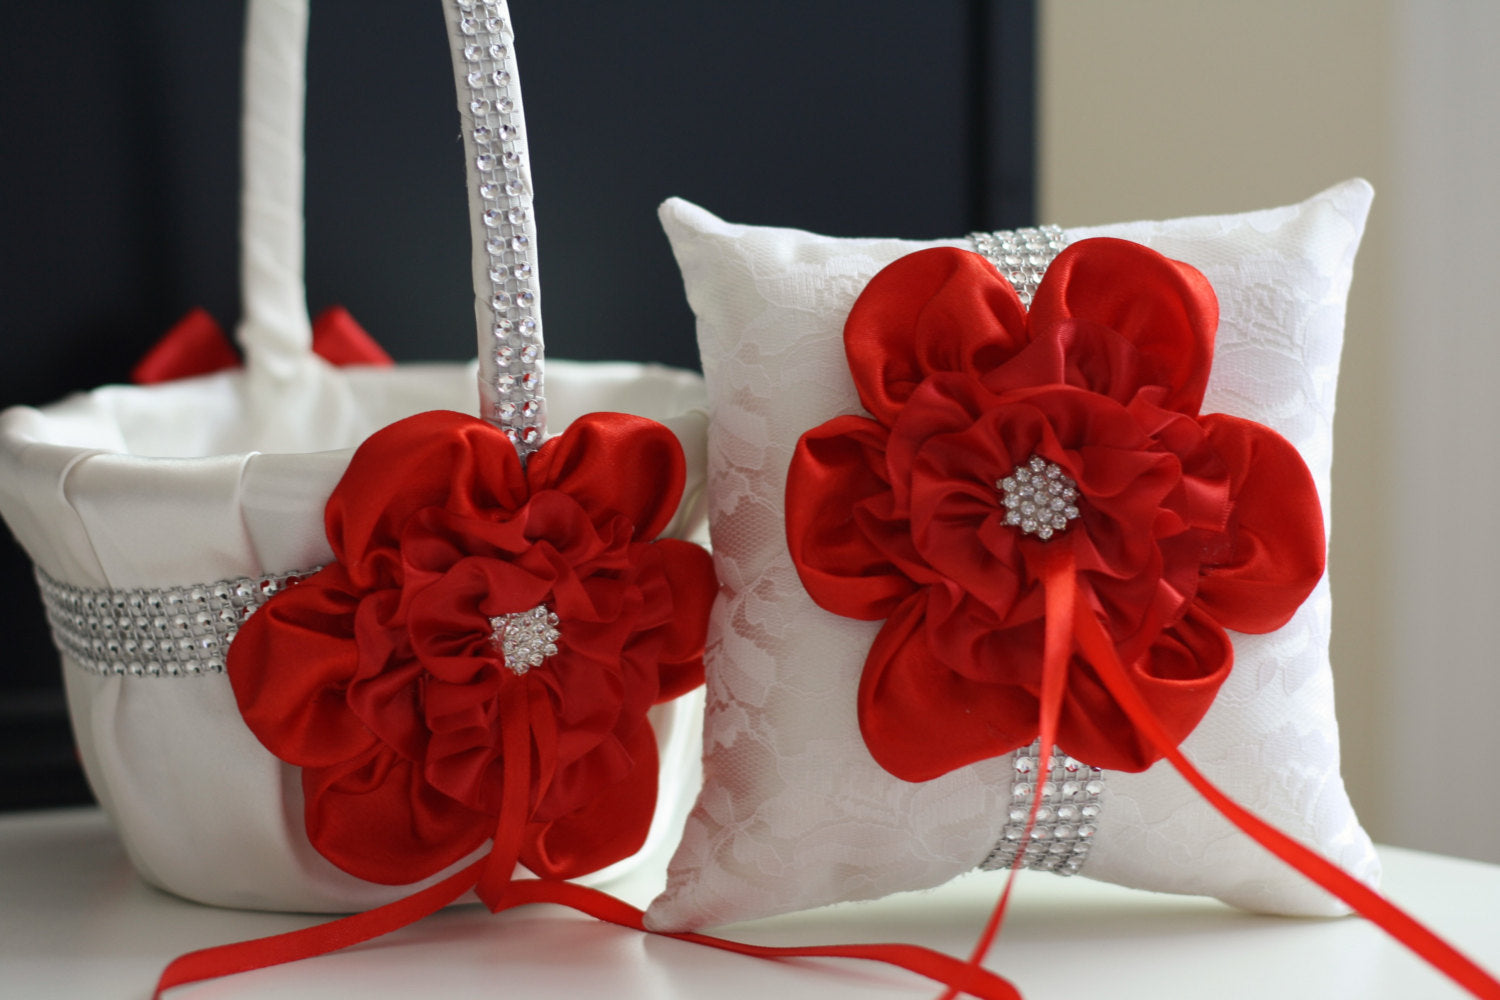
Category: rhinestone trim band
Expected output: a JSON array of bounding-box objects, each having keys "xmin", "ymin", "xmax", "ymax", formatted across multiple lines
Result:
[
  {"xmin": 968, "ymin": 225, "xmax": 1067, "ymax": 307},
  {"xmin": 979, "ymin": 741, "xmax": 1105, "ymax": 876},
  {"xmin": 968, "ymin": 227, "xmax": 1100, "ymax": 875},
  {"xmin": 35, "ymin": 567, "xmax": 316, "ymax": 677},
  {"xmin": 445, "ymin": 0, "xmax": 546, "ymax": 456}
]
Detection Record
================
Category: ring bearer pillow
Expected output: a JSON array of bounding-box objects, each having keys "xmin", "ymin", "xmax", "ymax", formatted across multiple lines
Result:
[{"xmin": 646, "ymin": 180, "xmax": 1380, "ymax": 930}]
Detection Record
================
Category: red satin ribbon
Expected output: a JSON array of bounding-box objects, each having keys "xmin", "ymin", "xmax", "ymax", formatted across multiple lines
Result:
[
  {"xmin": 154, "ymin": 874, "xmax": 1026, "ymax": 1000},
  {"xmin": 155, "ymin": 543, "xmax": 1500, "ymax": 999},
  {"xmin": 936, "ymin": 552, "xmax": 1500, "ymax": 1000}
]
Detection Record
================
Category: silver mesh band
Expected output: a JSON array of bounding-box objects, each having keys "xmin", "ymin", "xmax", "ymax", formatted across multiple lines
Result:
[
  {"xmin": 967, "ymin": 224, "xmax": 1105, "ymax": 876},
  {"xmin": 35, "ymin": 566, "xmax": 317, "ymax": 677},
  {"xmin": 968, "ymin": 224, "xmax": 1067, "ymax": 307},
  {"xmin": 979, "ymin": 742, "xmax": 1105, "ymax": 876}
]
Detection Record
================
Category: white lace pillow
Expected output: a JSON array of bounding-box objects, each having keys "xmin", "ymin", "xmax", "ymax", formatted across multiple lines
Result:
[{"xmin": 645, "ymin": 180, "xmax": 1378, "ymax": 932}]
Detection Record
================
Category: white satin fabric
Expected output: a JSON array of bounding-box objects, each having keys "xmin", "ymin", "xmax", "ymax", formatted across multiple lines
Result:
[
  {"xmin": 645, "ymin": 180, "xmax": 1380, "ymax": 932},
  {"xmin": 0, "ymin": 358, "xmax": 709, "ymax": 911}
]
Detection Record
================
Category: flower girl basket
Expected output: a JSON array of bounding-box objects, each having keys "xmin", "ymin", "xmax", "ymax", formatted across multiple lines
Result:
[{"xmin": 0, "ymin": 0, "xmax": 708, "ymax": 913}]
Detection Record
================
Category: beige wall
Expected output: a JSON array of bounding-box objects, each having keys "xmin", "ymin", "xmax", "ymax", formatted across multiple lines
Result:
[{"xmin": 1040, "ymin": 1, "xmax": 1500, "ymax": 864}]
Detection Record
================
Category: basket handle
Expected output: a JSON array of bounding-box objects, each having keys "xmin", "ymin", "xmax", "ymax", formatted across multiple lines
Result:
[
  {"xmin": 236, "ymin": 0, "xmax": 546, "ymax": 452},
  {"xmin": 237, "ymin": 0, "xmax": 313, "ymax": 379}
]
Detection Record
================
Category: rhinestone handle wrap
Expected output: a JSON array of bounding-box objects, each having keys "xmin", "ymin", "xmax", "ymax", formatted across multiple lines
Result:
[{"xmin": 442, "ymin": 0, "xmax": 546, "ymax": 456}]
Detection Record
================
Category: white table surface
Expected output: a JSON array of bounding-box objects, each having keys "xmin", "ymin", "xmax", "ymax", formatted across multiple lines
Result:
[{"xmin": 2, "ymin": 807, "xmax": 1497, "ymax": 1000}]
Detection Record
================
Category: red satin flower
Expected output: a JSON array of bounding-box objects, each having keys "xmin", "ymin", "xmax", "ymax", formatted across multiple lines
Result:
[
  {"xmin": 228, "ymin": 410, "xmax": 714, "ymax": 895},
  {"xmin": 785, "ymin": 240, "xmax": 1325, "ymax": 780}
]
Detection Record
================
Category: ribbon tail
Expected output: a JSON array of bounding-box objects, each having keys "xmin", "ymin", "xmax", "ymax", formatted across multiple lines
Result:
[
  {"xmin": 1069, "ymin": 604, "xmax": 1500, "ymax": 1000},
  {"xmin": 477, "ymin": 694, "xmax": 537, "ymax": 909},
  {"xmin": 939, "ymin": 545, "xmax": 1077, "ymax": 1000},
  {"xmin": 497, "ymin": 879, "xmax": 1024, "ymax": 1000},
  {"xmin": 152, "ymin": 859, "xmax": 483, "ymax": 999}
]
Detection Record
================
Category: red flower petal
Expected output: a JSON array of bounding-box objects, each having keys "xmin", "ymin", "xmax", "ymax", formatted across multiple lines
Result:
[
  {"xmin": 787, "ymin": 415, "xmax": 924, "ymax": 620},
  {"xmin": 325, "ymin": 412, "xmax": 527, "ymax": 590},
  {"xmin": 522, "ymin": 722, "xmax": 659, "ymax": 879},
  {"xmin": 1058, "ymin": 602, "xmax": 1233, "ymax": 772},
  {"xmin": 643, "ymin": 538, "xmax": 715, "ymax": 702},
  {"xmin": 845, "ymin": 248, "xmax": 1030, "ymax": 426},
  {"xmin": 1029, "ymin": 238, "xmax": 1218, "ymax": 416},
  {"xmin": 1195, "ymin": 413, "xmax": 1326, "ymax": 633},
  {"xmin": 302, "ymin": 746, "xmax": 491, "ymax": 885},
  {"xmin": 526, "ymin": 412, "xmax": 686, "ymax": 541},
  {"xmin": 857, "ymin": 592, "xmax": 1039, "ymax": 782},
  {"xmin": 227, "ymin": 564, "xmax": 378, "ymax": 769}
]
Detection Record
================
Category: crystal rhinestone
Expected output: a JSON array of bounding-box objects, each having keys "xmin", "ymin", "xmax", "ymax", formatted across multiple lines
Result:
[
  {"xmin": 467, "ymin": 70, "xmax": 485, "ymax": 89},
  {"xmin": 520, "ymin": 372, "xmax": 539, "ymax": 390},
  {"xmin": 497, "ymin": 96, "xmax": 515, "ymax": 113},
  {"xmin": 494, "ymin": 318, "xmax": 514, "ymax": 334},
  {"xmin": 496, "ymin": 345, "xmax": 514, "ymax": 360},
  {"xmin": 517, "ymin": 317, "xmax": 537, "ymax": 336},
  {"xmin": 486, "ymin": 236, "xmax": 506, "ymax": 257},
  {"xmin": 506, "ymin": 207, "xmax": 526, "ymax": 225},
  {"xmin": 488, "ymin": 263, "xmax": 510, "ymax": 283},
  {"xmin": 497, "ymin": 123, "xmax": 518, "ymax": 141},
  {"xmin": 485, "ymin": 19, "xmax": 504, "ymax": 36},
  {"xmin": 521, "ymin": 427, "xmax": 541, "ymax": 445},
  {"xmin": 479, "ymin": 182, "xmax": 499, "ymax": 200},
  {"xmin": 483, "ymin": 208, "xmax": 502, "ymax": 228},
  {"xmin": 515, "ymin": 290, "xmax": 535, "ymax": 308},
  {"xmin": 511, "ymin": 234, "xmax": 529, "ymax": 252},
  {"xmin": 502, "ymin": 150, "xmax": 521, "ymax": 169},
  {"xmin": 493, "ymin": 70, "xmax": 512, "ymax": 87},
  {"xmin": 464, "ymin": 43, "xmax": 482, "ymax": 62},
  {"xmin": 520, "ymin": 399, "xmax": 540, "ymax": 418},
  {"xmin": 475, "ymin": 154, "xmax": 496, "ymax": 173},
  {"xmin": 520, "ymin": 344, "xmax": 538, "ymax": 363},
  {"xmin": 997, "ymin": 454, "xmax": 1081, "ymax": 540},
  {"xmin": 470, "ymin": 98, "xmax": 490, "ymax": 116},
  {"xmin": 489, "ymin": 43, "xmax": 508, "ymax": 60},
  {"xmin": 497, "ymin": 400, "xmax": 517, "ymax": 420},
  {"xmin": 473, "ymin": 126, "xmax": 492, "ymax": 145},
  {"xmin": 459, "ymin": 16, "xmax": 478, "ymax": 35},
  {"xmin": 504, "ymin": 178, "xmax": 524, "ymax": 197},
  {"xmin": 489, "ymin": 605, "xmax": 561, "ymax": 676}
]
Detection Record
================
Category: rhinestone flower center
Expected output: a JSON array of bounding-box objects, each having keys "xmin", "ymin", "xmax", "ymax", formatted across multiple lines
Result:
[
  {"xmin": 488, "ymin": 604, "xmax": 561, "ymax": 676},
  {"xmin": 997, "ymin": 455, "xmax": 1081, "ymax": 541}
]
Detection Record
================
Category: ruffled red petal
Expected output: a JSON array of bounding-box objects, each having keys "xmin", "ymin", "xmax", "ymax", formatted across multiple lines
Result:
[
  {"xmin": 644, "ymin": 538, "xmax": 715, "ymax": 701},
  {"xmin": 845, "ymin": 248, "xmax": 1030, "ymax": 426},
  {"xmin": 787, "ymin": 415, "xmax": 924, "ymax": 620},
  {"xmin": 1195, "ymin": 413, "xmax": 1326, "ymax": 633},
  {"xmin": 858, "ymin": 592, "xmax": 1039, "ymax": 782},
  {"xmin": 301, "ymin": 746, "xmax": 491, "ymax": 885},
  {"xmin": 325, "ymin": 412, "xmax": 527, "ymax": 590},
  {"xmin": 1029, "ymin": 238, "xmax": 1218, "ymax": 416},
  {"xmin": 522, "ymin": 722, "xmax": 659, "ymax": 879},
  {"xmin": 526, "ymin": 412, "xmax": 686, "ymax": 541},
  {"xmin": 1058, "ymin": 602, "xmax": 1233, "ymax": 772},
  {"xmin": 227, "ymin": 564, "xmax": 378, "ymax": 769}
]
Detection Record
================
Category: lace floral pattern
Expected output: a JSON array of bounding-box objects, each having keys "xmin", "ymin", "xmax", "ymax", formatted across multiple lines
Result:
[{"xmin": 645, "ymin": 182, "xmax": 1379, "ymax": 932}]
